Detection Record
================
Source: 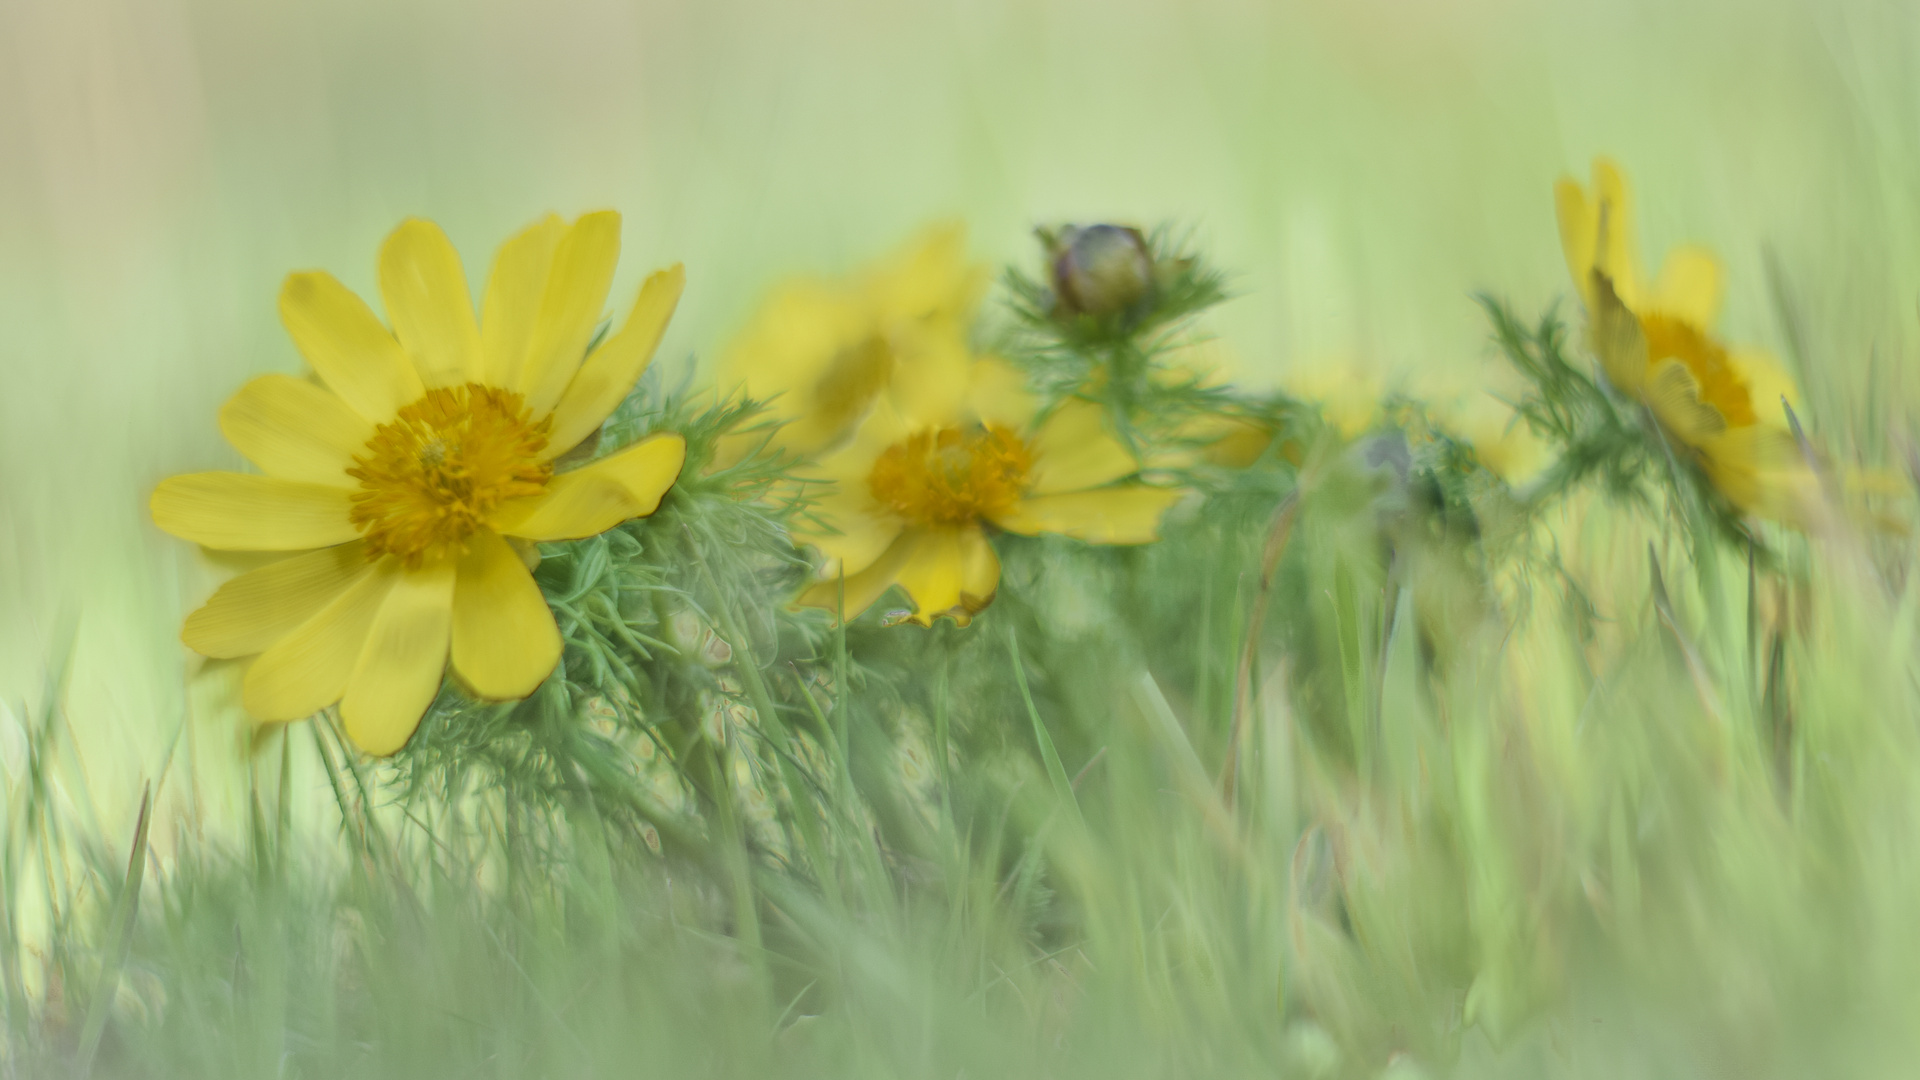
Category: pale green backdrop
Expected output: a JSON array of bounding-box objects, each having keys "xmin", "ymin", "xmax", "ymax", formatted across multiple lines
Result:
[{"xmin": 3, "ymin": 0, "xmax": 1918, "ymax": 838}]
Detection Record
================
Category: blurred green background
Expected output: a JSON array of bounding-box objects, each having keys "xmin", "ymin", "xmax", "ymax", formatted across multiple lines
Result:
[{"xmin": 3, "ymin": 0, "xmax": 1918, "ymax": 838}]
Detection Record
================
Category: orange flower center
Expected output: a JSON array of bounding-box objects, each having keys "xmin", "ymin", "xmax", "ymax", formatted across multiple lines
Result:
[
  {"xmin": 347, "ymin": 384, "xmax": 552, "ymax": 566},
  {"xmin": 868, "ymin": 425, "xmax": 1033, "ymax": 527}
]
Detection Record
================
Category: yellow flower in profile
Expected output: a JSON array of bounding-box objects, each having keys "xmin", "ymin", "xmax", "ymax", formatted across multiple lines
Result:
[
  {"xmin": 1555, "ymin": 158, "xmax": 1814, "ymax": 521},
  {"xmin": 794, "ymin": 357, "xmax": 1187, "ymax": 626},
  {"xmin": 151, "ymin": 213, "xmax": 688, "ymax": 755},
  {"xmin": 717, "ymin": 223, "xmax": 986, "ymax": 460}
]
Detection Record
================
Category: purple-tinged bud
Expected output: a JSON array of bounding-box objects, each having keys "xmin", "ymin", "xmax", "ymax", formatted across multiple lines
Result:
[{"xmin": 1048, "ymin": 224, "xmax": 1154, "ymax": 318}]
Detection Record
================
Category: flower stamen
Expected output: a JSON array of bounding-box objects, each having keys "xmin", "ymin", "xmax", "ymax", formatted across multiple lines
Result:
[
  {"xmin": 348, "ymin": 384, "xmax": 551, "ymax": 566},
  {"xmin": 868, "ymin": 425, "xmax": 1033, "ymax": 526}
]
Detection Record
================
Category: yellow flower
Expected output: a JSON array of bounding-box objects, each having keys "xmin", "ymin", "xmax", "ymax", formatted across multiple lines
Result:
[
  {"xmin": 717, "ymin": 223, "xmax": 987, "ymax": 460},
  {"xmin": 151, "ymin": 213, "xmax": 688, "ymax": 755},
  {"xmin": 1555, "ymin": 158, "xmax": 1814, "ymax": 521},
  {"xmin": 794, "ymin": 357, "xmax": 1187, "ymax": 626}
]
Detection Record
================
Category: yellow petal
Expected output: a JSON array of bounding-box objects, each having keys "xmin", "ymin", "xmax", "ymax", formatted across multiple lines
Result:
[
  {"xmin": 1588, "ymin": 271, "xmax": 1651, "ymax": 398},
  {"xmin": 862, "ymin": 221, "xmax": 987, "ymax": 325},
  {"xmin": 491, "ymin": 433, "xmax": 686, "ymax": 541},
  {"xmin": 520, "ymin": 211, "xmax": 622, "ymax": 417},
  {"xmin": 1027, "ymin": 399, "xmax": 1139, "ymax": 496},
  {"xmin": 450, "ymin": 530, "xmax": 562, "ymax": 701},
  {"xmin": 721, "ymin": 224, "xmax": 984, "ymax": 458},
  {"xmin": 1648, "ymin": 245, "xmax": 1723, "ymax": 329},
  {"xmin": 1645, "ymin": 359, "xmax": 1729, "ymax": 448},
  {"xmin": 379, "ymin": 218, "xmax": 482, "ymax": 389},
  {"xmin": 478, "ymin": 214, "xmax": 565, "ymax": 388},
  {"xmin": 1731, "ymin": 348, "xmax": 1803, "ymax": 424},
  {"xmin": 340, "ymin": 560, "xmax": 456, "ymax": 756},
  {"xmin": 889, "ymin": 525, "xmax": 999, "ymax": 627},
  {"xmin": 797, "ymin": 526, "xmax": 998, "ymax": 627},
  {"xmin": 152, "ymin": 473, "xmax": 360, "ymax": 551},
  {"xmin": 989, "ymin": 486, "xmax": 1186, "ymax": 544},
  {"xmin": 1555, "ymin": 157, "xmax": 1643, "ymax": 314},
  {"xmin": 1589, "ymin": 157, "xmax": 1643, "ymax": 310},
  {"xmin": 218, "ymin": 374, "xmax": 372, "ymax": 485},
  {"xmin": 544, "ymin": 263, "xmax": 684, "ymax": 458},
  {"xmin": 243, "ymin": 558, "xmax": 400, "ymax": 721},
  {"xmin": 1553, "ymin": 175, "xmax": 1598, "ymax": 312},
  {"xmin": 721, "ymin": 284, "xmax": 859, "ymax": 401},
  {"xmin": 967, "ymin": 355, "xmax": 1040, "ymax": 430},
  {"xmin": 882, "ymin": 329, "xmax": 973, "ymax": 429},
  {"xmin": 720, "ymin": 284, "xmax": 879, "ymax": 456},
  {"xmin": 796, "ymin": 537, "xmax": 906, "ymax": 623},
  {"xmin": 825, "ymin": 393, "xmax": 916, "ymax": 468},
  {"xmin": 789, "ymin": 414, "xmax": 909, "ymax": 574},
  {"xmin": 791, "ymin": 476, "xmax": 904, "ymax": 580},
  {"xmin": 278, "ymin": 271, "xmax": 424, "ymax": 423},
  {"xmin": 1177, "ymin": 415, "xmax": 1277, "ymax": 469},
  {"xmin": 183, "ymin": 542, "xmax": 374, "ymax": 659}
]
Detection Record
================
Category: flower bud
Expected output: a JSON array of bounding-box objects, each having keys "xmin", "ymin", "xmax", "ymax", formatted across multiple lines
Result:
[{"xmin": 1047, "ymin": 224, "xmax": 1154, "ymax": 318}]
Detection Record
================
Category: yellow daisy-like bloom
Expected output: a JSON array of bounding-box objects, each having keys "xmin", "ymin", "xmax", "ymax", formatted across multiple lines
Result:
[
  {"xmin": 151, "ymin": 213, "xmax": 688, "ymax": 755},
  {"xmin": 794, "ymin": 355, "xmax": 1187, "ymax": 626},
  {"xmin": 717, "ymin": 223, "xmax": 987, "ymax": 460},
  {"xmin": 1555, "ymin": 157, "xmax": 1814, "ymax": 521}
]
